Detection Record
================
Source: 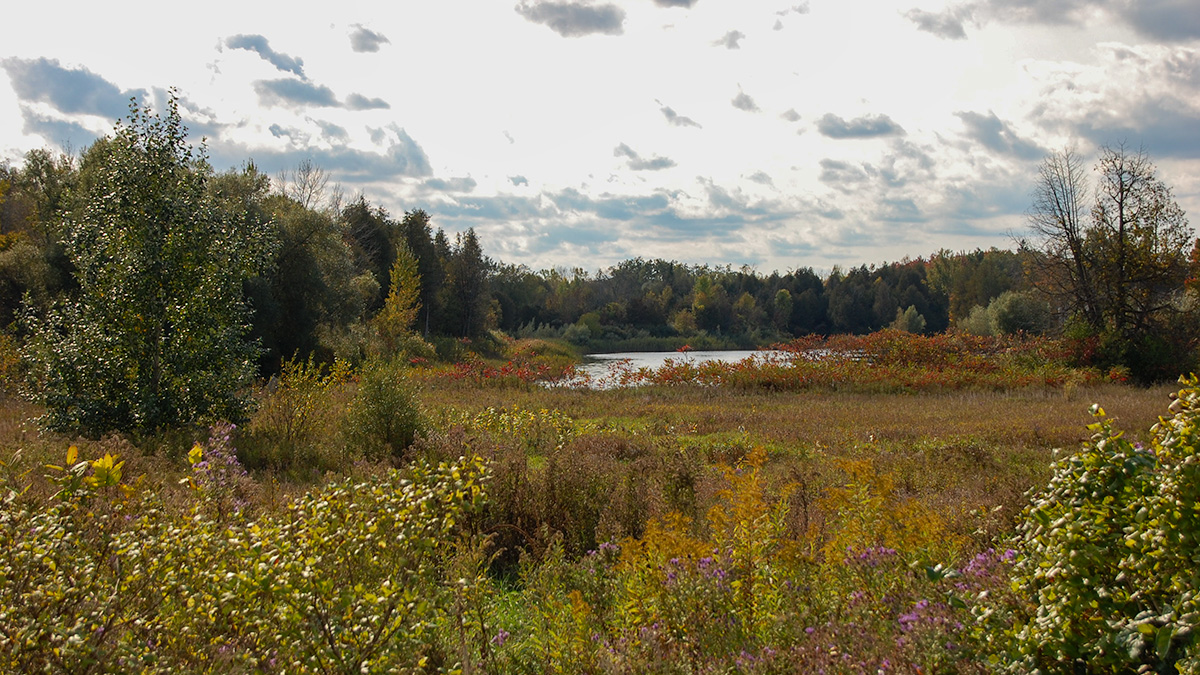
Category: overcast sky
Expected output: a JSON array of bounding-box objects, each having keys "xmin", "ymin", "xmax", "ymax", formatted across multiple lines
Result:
[{"xmin": 2, "ymin": 0, "xmax": 1198, "ymax": 274}]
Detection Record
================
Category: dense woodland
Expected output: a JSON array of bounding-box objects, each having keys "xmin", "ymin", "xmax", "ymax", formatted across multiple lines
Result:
[
  {"xmin": 0, "ymin": 138, "xmax": 1143, "ymax": 365},
  {"xmin": 0, "ymin": 140, "xmax": 1029, "ymax": 353}
]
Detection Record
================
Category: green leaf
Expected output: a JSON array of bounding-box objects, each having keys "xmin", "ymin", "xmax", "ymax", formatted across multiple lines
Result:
[{"xmin": 1156, "ymin": 624, "xmax": 1174, "ymax": 661}]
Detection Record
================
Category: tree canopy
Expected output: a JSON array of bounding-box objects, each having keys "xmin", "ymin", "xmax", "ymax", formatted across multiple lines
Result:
[{"xmin": 21, "ymin": 95, "xmax": 274, "ymax": 435}]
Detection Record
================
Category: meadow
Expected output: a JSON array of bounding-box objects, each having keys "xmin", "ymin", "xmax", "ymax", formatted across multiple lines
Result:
[{"xmin": 1, "ymin": 332, "xmax": 1196, "ymax": 673}]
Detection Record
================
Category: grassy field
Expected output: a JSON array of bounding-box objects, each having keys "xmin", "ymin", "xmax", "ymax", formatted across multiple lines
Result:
[{"xmin": 0, "ymin": 336, "xmax": 1193, "ymax": 672}]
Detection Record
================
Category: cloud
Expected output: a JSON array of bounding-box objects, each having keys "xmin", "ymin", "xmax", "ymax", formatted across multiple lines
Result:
[
  {"xmin": 714, "ymin": 30, "xmax": 745, "ymax": 49},
  {"xmin": 429, "ymin": 194, "xmax": 551, "ymax": 221},
  {"xmin": 731, "ymin": 89, "xmax": 760, "ymax": 112},
  {"xmin": 509, "ymin": 175, "xmax": 529, "ymax": 186},
  {"xmin": 422, "ymin": 176, "xmax": 478, "ymax": 193},
  {"xmin": 777, "ymin": 3, "xmax": 810, "ymax": 15},
  {"xmin": 903, "ymin": 7, "xmax": 973, "ymax": 39},
  {"xmin": 659, "ymin": 103, "xmax": 702, "ymax": 127},
  {"xmin": 746, "ymin": 171, "xmax": 774, "ymax": 186},
  {"xmin": 875, "ymin": 197, "xmax": 923, "ymax": 223},
  {"xmin": 978, "ymin": 0, "xmax": 1093, "ymax": 25},
  {"xmin": 780, "ymin": 108, "xmax": 801, "ymax": 122},
  {"xmin": 1116, "ymin": 0, "xmax": 1200, "ymax": 41},
  {"xmin": 689, "ymin": 178, "xmax": 802, "ymax": 233},
  {"xmin": 960, "ymin": 0, "xmax": 1200, "ymax": 41},
  {"xmin": 254, "ymin": 79, "xmax": 339, "ymax": 108},
  {"xmin": 1, "ymin": 57, "xmax": 145, "ymax": 120},
  {"xmin": 224, "ymin": 34, "xmax": 305, "ymax": 78},
  {"xmin": 653, "ymin": 0, "xmax": 699, "ymax": 7},
  {"xmin": 514, "ymin": 1, "xmax": 625, "ymax": 37},
  {"xmin": 955, "ymin": 110, "xmax": 1044, "ymax": 159},
  {"xmin": 16, "ymin": 106, "xmax": 101, "ymax": 149},
  {"xmin": 349, "ymin": 25, "xmax": 391, "ymax": 53},
  {"xmin": 345, "ymin": 93, "xmax": 390, "ymax": 110},
  {"xmin": 1074, "ymin": 100, "xmax": 1200, "ymax": 159},
  {"xmin": 315, "ymin": 120, "xmax": 349, "ymax": 142},
  {"xmin": 774, "ymin": 20, "xmax": 784, "ymax": 31},
  {"xmin": 1023, "ymin": 43, "xmax": 1200, "ymax": 158},
  {"xmin": 211, "ymin": 124, "xmax": 431, "ymax": 179},
  {"xmin": 614, "ymin": 143, "xmax": 677, "ymax": 171},
  {"xmin": 937, "ymin": 174, "xmax": 1033, "ymax": 223},
  {"xmin": 378, "ymin": 127, "xmax": 433, "ymax": 177},
  {"xmin": 816, "ymin": 113, "xmax": 905, "ymax": 138},
  {"xmin": 818, "ymin": 158, "xmax": 873, "ymax": 188},
  {"xmin": 550, "ymin": 187, "xmax": 674, "ymax": 221}
]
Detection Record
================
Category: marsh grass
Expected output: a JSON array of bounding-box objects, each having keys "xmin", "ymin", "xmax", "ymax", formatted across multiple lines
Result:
[
  {"xmin": 0, "ymin": 335, "xmax": 1189, "ymax": 672},
  {"xmin": 423, "ymin": 380, "xmax": 1171, "ymax": 451}
]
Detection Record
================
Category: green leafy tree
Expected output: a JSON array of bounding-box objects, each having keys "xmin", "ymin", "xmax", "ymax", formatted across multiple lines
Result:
[
  {"xmin": 771, "ymin": 288, "xmax": 793, "ymax": 332},
  {"xmin": 22, "ymin": 94, "xmax": 273, "ymax": 435},
  {"xmin": 246, "ymin": 190, "xmax": 368, "ymax": 372},
  {"xmin": 399, "ymin": 209, "xmax": 445, "ymax": 337},
  {"xmin": 991, "ymin": 290, "xmax": 1053, "ymax": 335},
  {"xmin": 340, "ymin": 195, "xmax": 394, "ymax": 313},
  {"xmin": 889, "ymin": 305, "xmax": 926, "ymax": 333}
]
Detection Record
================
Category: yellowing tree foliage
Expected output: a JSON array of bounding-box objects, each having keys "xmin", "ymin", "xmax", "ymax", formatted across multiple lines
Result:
[{"xmin": 372, "ymin": 241, "xmax": 422, "ymax": 354}]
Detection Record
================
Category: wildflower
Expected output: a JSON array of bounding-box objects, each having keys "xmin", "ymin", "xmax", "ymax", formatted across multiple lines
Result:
[{"xmin": 491, "ymin": 629, "xmax": 510, "ymax": 646}]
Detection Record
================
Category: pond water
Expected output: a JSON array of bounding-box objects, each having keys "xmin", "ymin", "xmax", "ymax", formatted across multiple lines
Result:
[{"xmin": 570, "ymin": 349, "xmax": 782, "ymax": 387}]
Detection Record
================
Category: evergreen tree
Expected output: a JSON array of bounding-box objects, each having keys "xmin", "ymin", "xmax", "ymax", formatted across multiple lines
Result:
[{"xmin": 441, "ymin": 228, "xmax": 490, "ymax": 337}]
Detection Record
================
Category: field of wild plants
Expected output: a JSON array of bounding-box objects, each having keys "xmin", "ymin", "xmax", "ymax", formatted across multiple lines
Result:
[{"xmin": 2, "ymin": 332, "xmax": 1199, "ymax": 673}]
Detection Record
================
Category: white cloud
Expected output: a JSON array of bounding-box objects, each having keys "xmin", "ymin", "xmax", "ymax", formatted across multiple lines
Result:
[{"xmin": 2, "ymin": 1, "xmax": 1197, "ymax": 272}]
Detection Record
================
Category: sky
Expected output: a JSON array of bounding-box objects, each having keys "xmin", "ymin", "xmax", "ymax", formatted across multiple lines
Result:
[{"xmin": 2, "ymin": 0, "xmax": 1199, "ymax": 275}]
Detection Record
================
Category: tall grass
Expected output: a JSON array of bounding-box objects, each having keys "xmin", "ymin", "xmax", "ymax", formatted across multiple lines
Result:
[{"xmin": 0, "ymin": 333, "xmax": 1191, "ymax": 672}]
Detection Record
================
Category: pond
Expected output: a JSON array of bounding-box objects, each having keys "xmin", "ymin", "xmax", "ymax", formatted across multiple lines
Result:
[{"xmin": 568, "ymin": 349, "xmax": 783, "ymax": 388}]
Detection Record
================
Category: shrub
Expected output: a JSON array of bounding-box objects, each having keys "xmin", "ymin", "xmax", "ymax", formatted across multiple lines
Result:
[
  {"xmin": 343, "ymin": 357, "xmax": 424, "ymax": 460},
  {"xmin": 1000, "ymin": 377, "xmax": 1200, "ymax": 673},
  {"xmin": 242, "ymin": 356, "xmax": 350, "ymax": 472},
  {"xmin": 0, "ymin": 445, "xmax": 489, "ymax": 672},
  {"xmin": 991, "ymin": 290, "xmax": 1053, "ymax": 336}
]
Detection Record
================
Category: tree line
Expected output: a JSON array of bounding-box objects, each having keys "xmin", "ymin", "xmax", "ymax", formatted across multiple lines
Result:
[{"xmin": 0, "ymin": 98, "xmax": 1196, "ymax": 434}]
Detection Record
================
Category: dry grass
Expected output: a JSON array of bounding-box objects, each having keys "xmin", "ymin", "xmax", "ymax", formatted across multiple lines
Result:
[
  {"xmin": 423, "ymin": 381, "xmax": 1176, "ymax": 451},
  {"xmin": 415, "ymin": 379, "xmax": 1180, "ymax": 555},
  {"xmin": 2, "ymin": 379, "xmax": 1180, "ymax": 559}
]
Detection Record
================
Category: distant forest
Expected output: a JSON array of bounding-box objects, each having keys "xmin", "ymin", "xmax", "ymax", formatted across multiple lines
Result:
[
  {"xmin": 0, "ymin": 146, "xmax": 1040, "ymax": 362},
  {"xmin": 2, "ymin": 124, "xmax": 1195, "ymax": 381}
]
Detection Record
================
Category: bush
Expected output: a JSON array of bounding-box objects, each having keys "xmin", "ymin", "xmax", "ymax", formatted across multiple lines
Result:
[
  {"xmin": 958, "ymin": 291, "xmax": 1053, "ymax": 337},
  {"xmin": 999, "ymin": 377, "xmax": 1200, "ymax": 673},
  {"xmin": 0, "ymin": 446, "xmax": 489, "ymax": 672},
  {"xmin": 991, "ymin": 290, "xmax": 1053, "ymax": 335},
  {"xmin": 343, "ymin": 357, "xmax": 424, "ymax": 460},
  {"xmin": 241, "ymin": 357, "xmax": 350, "ymax": 472}
]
